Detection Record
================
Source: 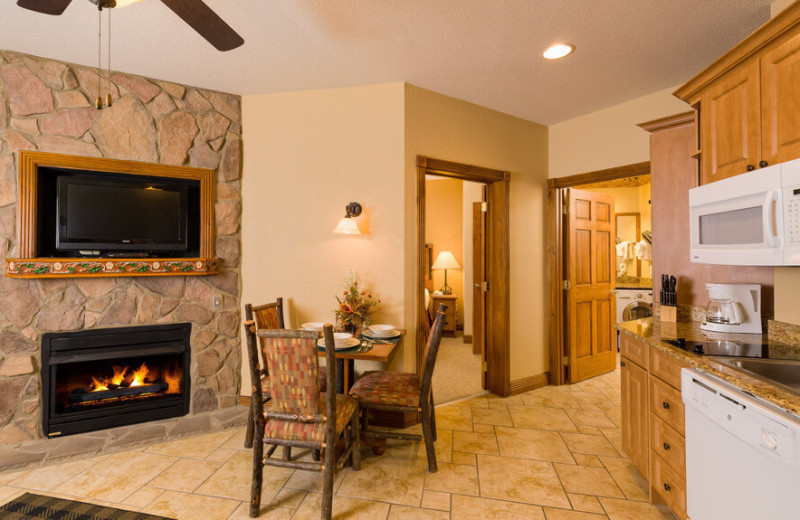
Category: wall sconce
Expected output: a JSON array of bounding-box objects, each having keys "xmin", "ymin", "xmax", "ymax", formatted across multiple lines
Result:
[
  {"xmin": 432, "ymin": 250, "xmax": 461, "ymax": 295},
  {"xmin": 333, "ymin": 202, "xmax": 362, "ymax": 235}
]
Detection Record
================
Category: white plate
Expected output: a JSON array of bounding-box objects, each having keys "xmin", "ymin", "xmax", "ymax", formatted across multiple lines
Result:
[
  {"xmin": 301, "ymin": 322, "xmax": 325, "ymax": 331},
  {"xmin": 363, "ymin": 329, "xmax": 401, "ymax": 339},
  {"xmin": 318, "ymin": 337, "xmax": 361, "ymax": 350}
]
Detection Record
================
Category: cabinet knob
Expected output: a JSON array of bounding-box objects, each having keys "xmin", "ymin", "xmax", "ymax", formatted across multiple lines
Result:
[
  {"xmin": 663, "ymin": 442, "xmax": 671, "ymax": 451},
  {"xmin": 662, "ymin": 401, "xmax": 670, "ymax": 410},
  {"xmin": 747, "ymin": 164, "xmax": 756, "ymax": 172},
  {"xmin": 759, "ymin": 160, "xmax": 769, "ymax": 168},
  {"xmin": 663, "ymin": 483, "xmax": 671, "ymax": 492},
  {"xmin": 620, "ymin": 361, "xmax": 626, "ymax": 367}
]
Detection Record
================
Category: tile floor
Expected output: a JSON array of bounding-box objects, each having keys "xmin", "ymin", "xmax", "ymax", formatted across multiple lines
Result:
[{"xmin": 0, "ymin": 366, "xmax": 674, "ymax": 519}]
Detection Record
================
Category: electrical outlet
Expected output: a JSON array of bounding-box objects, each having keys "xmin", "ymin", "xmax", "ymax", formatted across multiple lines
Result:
[{"xmin": 211, "ymin": 295, "xmax": 223, "ymax": 311}]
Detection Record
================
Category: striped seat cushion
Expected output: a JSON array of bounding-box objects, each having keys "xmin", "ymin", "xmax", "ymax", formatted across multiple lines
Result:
[
  {"xmin": 349, "ymin": 371, "xmax": 420, "ymax": 408},
  {"xmin": 263, "ymin": 393, "xmax": 357, "ymax": 443}
]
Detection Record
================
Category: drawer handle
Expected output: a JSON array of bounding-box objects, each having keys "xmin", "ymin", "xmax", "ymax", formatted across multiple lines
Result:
[
  {"xmin": 662, "ymin": 401, "xmax": 670, "ymax": 410},
  {"xmin": 663, "ymin": 483, "xmax": 671, "ymax": 492},
  {"xmin": 662, "ymin": 442, "xmax": 670, "ymax": 451}
]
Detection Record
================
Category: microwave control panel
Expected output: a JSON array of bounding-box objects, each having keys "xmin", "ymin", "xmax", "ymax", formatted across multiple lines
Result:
[
  {"xmin": 783, "ymin": 160, "xmax": 800, "ymax": 263},
  {"xmin": 785, "ymin": 191, "xmax": 800, "ymax": 245}
]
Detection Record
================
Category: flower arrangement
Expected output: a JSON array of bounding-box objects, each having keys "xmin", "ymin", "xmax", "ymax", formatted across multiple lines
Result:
[{"xmin": 335, "ymin": 271, "xmax": 380, "ymax": 332}]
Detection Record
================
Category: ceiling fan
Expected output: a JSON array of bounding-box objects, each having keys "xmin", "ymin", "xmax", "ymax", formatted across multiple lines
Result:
[{"xmin": 16, "ymin": 0, "xmax": 244, "ymax": 51}]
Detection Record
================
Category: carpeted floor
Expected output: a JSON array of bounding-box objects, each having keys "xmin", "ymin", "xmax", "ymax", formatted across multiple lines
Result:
[{"xmin": 431, "ymin": 333, "xmax": 484, "ymax": 405}]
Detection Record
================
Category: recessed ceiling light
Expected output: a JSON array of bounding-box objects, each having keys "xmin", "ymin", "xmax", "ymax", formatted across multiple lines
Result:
[{"xmin": 543, "ymin": 43, "xmax": 575, "ymax": 60}]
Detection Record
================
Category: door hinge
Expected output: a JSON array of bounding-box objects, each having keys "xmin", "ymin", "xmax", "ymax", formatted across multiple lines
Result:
[
  {"xmin": 481, "ymin": 201, "xmax": 488, "ymax": 212},
  {"xmin": 562, "ymin": 280, "xmax": 570, "ymax": 290},
  {"xmin": 482, "ymin": 361, "xmax": 488, "ymax": 372},
  {"xmin": 481, "ymin": 281, "xmax": 488, "ymax": 292},
  {"xmin": 562, "ymin": 204, "xmax": 568, "ymax": 215},
  {"xmin": 562, "ymin": 356, "xmax": 569, "ymax": 366}
]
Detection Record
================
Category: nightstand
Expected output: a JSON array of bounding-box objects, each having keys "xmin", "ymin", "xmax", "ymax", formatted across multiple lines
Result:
[{"xmin": 430, "ymin": 293, "xmax": 457, "ymax": 336}]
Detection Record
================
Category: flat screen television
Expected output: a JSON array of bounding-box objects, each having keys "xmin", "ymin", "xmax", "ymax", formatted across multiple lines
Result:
[{"xmin": 56, "ymin": 174, "xmax": 189, "ymax": 255}]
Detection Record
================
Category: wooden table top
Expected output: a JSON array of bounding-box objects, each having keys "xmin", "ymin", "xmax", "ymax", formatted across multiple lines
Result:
[{"xmin": 316, "ymin": 331, "xmax": 403, "ymax": 363}]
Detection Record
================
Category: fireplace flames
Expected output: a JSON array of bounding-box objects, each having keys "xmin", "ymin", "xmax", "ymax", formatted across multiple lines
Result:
[{"xmin": 85, "ymin": 362, "xmax": 180, "ymax": 396}]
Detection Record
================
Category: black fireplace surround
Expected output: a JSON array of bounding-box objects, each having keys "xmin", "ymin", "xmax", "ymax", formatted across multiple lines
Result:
[{"xmin": 41, "ymin": 323, "xmax": 191, "ymax": 438}]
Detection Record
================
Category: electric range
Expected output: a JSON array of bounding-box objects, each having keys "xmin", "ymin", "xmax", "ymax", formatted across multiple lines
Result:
[{"xmin": 664, "ymin": 338, "xmax": 779, "ymax": 358}]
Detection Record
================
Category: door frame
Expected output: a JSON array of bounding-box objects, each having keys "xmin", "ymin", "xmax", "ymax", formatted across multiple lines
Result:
[
  {"xmin": 546, "ymin": 161, "xmax": 650, "ymax": 386},
  {"xmin": 417, "ymin": 156, "xmax": 511, "ymax": 396}
]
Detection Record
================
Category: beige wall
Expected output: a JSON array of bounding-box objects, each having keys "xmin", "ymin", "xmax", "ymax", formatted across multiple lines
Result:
[
  {"xmin": 426, "ymin": 177, "xmax": 465, "ymax": 325},
  {"xmin": 772, "ymin": 0, "xmax": 794, "ymax": 17},
  {"xmin": 549, "ymin": 86, "xmax": 688, "ymax": 178},
  {"xmin": 240, "ymin": 83, "xmax": 406, "ymax": 395},
  {"xmin": 404, "ymin": 84, "xmax": 549, "ymax": 381}
]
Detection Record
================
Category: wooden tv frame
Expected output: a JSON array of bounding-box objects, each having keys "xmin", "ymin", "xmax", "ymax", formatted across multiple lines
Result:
[{"xmin": 5, "ymin": 151, "xmax": 220, "ymax": 279}]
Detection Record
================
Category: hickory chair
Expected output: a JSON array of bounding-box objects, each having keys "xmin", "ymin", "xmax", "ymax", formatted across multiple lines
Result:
[
  {"xmin": 349, "ymin": 303, "xmax": 446, "ymax": 472},
  {"xmin": 244, "ymin": 322, "xmax": 360, "ymax": 519},
  {"xmin": 243, "ymin": 299, "xmax": 327, "ymax": 450}
]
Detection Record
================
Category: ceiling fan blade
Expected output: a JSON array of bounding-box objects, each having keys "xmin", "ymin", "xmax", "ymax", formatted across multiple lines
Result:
[
  {"xmin": 17, "ymin": 0, "xmax": 73, "ymax": 15},
  {"xmin": 160, "ymin": 0, "xmax": 244, "ymax": 52}
]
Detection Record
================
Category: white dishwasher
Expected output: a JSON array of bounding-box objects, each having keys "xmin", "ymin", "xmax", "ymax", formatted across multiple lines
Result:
[{"xmin": 682, "ymin": 368, "xmax": 800, "ymax": 520}]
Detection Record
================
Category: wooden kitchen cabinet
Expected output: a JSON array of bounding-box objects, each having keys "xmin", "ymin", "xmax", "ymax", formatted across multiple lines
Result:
[
  {"xmin": 761, "ymin": 30, "xmax": 800, "ymax": 165},
  {"xmin": 621, "ymin": 353, "xmax": 649, "ymax": 477},
  {"xmin": 698, "ymin": 60, "xmax": 761, "ymax": 184},
  {"xmin": 675, "ymin": 3, "xmax": 800, "ymax": 184}
]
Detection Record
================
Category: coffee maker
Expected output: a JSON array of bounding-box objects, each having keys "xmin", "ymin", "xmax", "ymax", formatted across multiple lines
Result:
[{"xmin": 700, "ymin": 283, "xmax": 762, "ymax": 334}]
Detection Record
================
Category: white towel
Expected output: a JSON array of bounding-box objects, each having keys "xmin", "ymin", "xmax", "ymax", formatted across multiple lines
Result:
[
  {"xmin": 635, "ymin": 240, "xmax": 652, "ymax": 261},
  {"xmin": 615, "ymin": 242, "xmax": 626, "ymax": 258}
]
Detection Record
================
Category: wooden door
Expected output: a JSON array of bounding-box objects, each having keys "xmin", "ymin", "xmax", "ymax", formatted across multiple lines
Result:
[
  {"xmin": 761, "ymin": 31, "xmax": 800, "ymax": 166},
  {"xmin": 565, "ymin": 188, "xmax": 616, "ymax": 382},
  {"xmin": 699, "ymin": 60, "xmax": 761, "ymax": 184},
  {"xmin": 621, "ymin": 357, "xmax": 649, "ymax": 477},
  {"xmin": 472, "ymin": 201, "xmax": 487, "ymax": 388}
]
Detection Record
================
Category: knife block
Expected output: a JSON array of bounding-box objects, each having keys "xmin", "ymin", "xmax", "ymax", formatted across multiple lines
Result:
[{"xmin": 660, "ymin": 305, "xmax": 677, "ymax": 323}]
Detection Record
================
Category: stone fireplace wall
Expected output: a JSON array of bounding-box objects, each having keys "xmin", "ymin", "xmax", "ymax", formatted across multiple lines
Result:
[{"xmin": 0, "ymin": 50, "xmax": 243, "ymax": 450}]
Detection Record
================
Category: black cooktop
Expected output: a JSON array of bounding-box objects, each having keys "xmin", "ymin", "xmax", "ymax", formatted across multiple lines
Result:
[{"xmin": 665, "ymin": 338, "xmax": 770, "ymax": 358}]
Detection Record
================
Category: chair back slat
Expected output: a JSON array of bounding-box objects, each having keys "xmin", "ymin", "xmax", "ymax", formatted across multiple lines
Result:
[
  {"xmin": 259, "ymin": 329, "xmax": 322, "ymax": 416},
  {"xmin": 419, "ymin": 304, "xmax": 447, "ymax": 401},
  {"xmin": 245, "ymin": 299, "xmax": 285, "ymax": 378}
]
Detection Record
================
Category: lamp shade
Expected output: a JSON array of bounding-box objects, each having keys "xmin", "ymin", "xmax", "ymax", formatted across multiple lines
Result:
[
  {"xmin": 333, "ymin": 216, "xmax": 361, "ymax": 235},
  {"xmin": 432, "ymin": 251, "xmax": 460, "ymax": 270}
]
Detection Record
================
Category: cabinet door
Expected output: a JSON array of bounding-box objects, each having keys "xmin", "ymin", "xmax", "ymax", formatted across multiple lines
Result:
[
  {"xmin": 761, "ymin": 31, "xmax": 800, "ymax": 165},
  {"xmin": 621, "ymin": 357, "xmax": 648, "ymax": 477},
  {"xmin": 700, "ymin": 60, "xmax": 761, "ymax": 184}
]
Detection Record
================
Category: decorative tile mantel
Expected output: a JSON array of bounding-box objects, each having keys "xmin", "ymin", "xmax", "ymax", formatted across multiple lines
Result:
[{"xmin": 5, "ymin": 258, "xmax": 220, "ymax": 278}]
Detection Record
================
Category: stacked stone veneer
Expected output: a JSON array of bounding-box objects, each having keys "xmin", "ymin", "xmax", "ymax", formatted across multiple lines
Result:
[{"xmin": 0, "ymin": 50, "xmax": 245, "ymax": 469}]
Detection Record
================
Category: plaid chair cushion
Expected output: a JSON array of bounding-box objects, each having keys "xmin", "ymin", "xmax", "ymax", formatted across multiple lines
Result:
[
  {"xmin": 349, "ymin": 371, "xmax": 420, "ymax": 408},
  {"xmin": 264, "ymin": 336, "xmax": 322, "ymax": 415},
  {"xmin": 260, "ymin": 366, "xmax": 328, "ymax": 398},
  {"xmin": 264, "ymin": 394, "xmax": 357, "ymax": 443}
]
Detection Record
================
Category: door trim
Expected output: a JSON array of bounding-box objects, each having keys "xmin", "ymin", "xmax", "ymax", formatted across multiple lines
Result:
[
  {"xmin": 547, "ymin": 162, "xmax": 650, "ymax": 386},
  {"xmin": 417, "ymin": 156, "xmax": 511, "ymax": 396}
]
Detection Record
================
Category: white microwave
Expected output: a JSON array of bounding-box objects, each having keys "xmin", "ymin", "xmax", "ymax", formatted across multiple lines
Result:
[{"xmin": 689, "ymin": 158, "xmax": 800, "ymax": 266}]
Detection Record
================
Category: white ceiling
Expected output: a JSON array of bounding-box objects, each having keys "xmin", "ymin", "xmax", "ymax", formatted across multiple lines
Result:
[{"xmin": 0, "ymin": 0, "xmax": 771, "ymax": 124}]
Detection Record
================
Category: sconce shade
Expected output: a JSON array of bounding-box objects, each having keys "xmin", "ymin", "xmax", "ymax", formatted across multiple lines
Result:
[
  {"xmin": 333, "ymin": 216, "xmax": 361, "ymax": 235},
  {"xmin": 432, "ymin": 251, "xmax": 460, "ymax": 270}
]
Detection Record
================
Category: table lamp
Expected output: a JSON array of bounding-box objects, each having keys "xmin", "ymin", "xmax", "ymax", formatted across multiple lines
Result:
[{"xmin": 432, "ymin": 251, "xmax": 460, "ymax": 295}]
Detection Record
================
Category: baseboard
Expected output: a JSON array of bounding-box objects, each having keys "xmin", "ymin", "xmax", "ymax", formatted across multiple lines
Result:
[
  {"xmin": 239, "ymin": 395, "xmax": 251, "ymax": 407},
  {"xmin": 463, "ymin": 335, "xmax": 473, "ymax": 344},
  {"xmin": 509, "ymin": 372, "xmax": 550, "ymax": 396}
]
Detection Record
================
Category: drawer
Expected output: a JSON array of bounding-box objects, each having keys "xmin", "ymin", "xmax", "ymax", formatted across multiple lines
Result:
[
  {"xmin": 650, "ymin": 413, "xmax": 686, "ymax": 476},
  {"xmin": 620, "ymin": 334, "xmax": 648, "ymax": 369},
  {"xmin": 650, "ymin": 450, "xmax": 687, "ymax": 520},
  {"xmin": 649, "ymin": 375, "xmax": 685, "ymax": 434},
  {"xmin": 650, "ymin": 346, "xmax": 689, "ymax": 390}
]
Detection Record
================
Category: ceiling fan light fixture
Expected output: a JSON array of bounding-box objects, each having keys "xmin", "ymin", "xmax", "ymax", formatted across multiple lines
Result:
[
  {"xmin": 543, "ymin": 43, "xmax": 575, "ymax": 60},
  {"xmin": 113, "ymin": 0, "xmax": 145, "ymax": 7}
]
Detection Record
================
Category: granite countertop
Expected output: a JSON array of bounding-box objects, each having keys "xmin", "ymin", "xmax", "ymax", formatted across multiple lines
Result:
[{"xmin": 616, "ymin": 318, "xmax": 800, "ymax": 417}]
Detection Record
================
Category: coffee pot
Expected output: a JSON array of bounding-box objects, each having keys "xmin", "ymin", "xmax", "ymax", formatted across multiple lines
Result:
[{"xmin": 700, "ymin": 283, "xmax": 762, "ymax": 334}]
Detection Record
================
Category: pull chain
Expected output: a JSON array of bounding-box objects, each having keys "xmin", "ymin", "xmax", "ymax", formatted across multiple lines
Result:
[
  {"xmin": 106, "ymin": 7, "xmax": 112, "ymax": 107},
  {"xmin": 96, "ymin": 6, "xmax": 102, "ymax": 109}
]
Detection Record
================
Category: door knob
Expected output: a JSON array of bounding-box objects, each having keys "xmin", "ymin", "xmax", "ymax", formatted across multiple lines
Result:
[
  {"xmin": 747, "ymin": 165, "xmax": 756, "ymax": 172},
  {"xmin": 759, "ymin": 160, "xmax": 769, "ymax": 168}
]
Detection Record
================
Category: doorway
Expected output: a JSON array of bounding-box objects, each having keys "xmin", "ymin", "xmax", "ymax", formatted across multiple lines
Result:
[
  {"xmin": 547, "ymin": 162, "xmax": 652, "ymax": 385},
  {"xmin": 416, "ymin": 156, "xmax": 511, "ymax": 397},
  {"xmin": 424, "ymin": 175, "xmax": 486, "ymax": 403}
]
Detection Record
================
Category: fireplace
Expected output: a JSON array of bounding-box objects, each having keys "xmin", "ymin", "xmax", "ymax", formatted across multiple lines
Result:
[{"xmin": 41, "ymin": 323, "xmax": 191, "ymax": 438}]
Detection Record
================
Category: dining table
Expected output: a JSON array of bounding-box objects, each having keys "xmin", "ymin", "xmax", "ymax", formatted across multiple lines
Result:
[{"xmin": 317, "ymin": 330, "xmax": 403, "ymax": 393}]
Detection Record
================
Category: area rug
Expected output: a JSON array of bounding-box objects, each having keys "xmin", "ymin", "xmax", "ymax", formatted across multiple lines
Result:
[{"xmin": 0, "ymin": 492, "xmax": 173, "ymax": 520}]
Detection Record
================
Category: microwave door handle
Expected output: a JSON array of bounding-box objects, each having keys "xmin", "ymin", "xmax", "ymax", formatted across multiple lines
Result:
[{"xmin": 763, "ymin": 190, "xmax": 780, "ymax": 247}]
